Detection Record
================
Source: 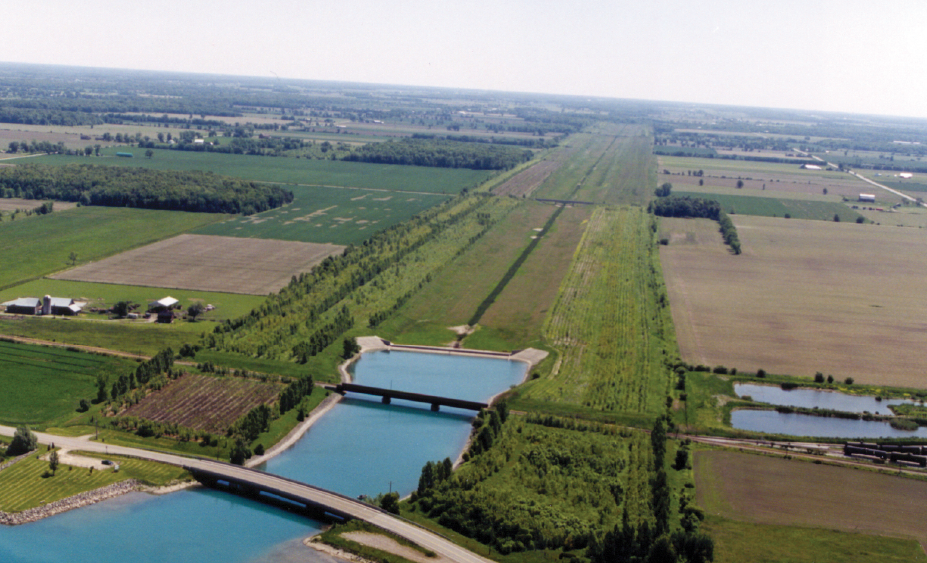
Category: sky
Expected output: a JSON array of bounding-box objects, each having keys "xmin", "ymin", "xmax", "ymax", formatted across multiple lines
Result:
[{"xmin": 3, "ymin": 0, "xmax": 927, "ymax": 118}]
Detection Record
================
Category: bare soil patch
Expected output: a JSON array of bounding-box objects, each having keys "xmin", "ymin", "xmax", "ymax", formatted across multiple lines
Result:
[
  {"xmin": 51, "ymin": 234, "xmax": 345, "ymax": 295},
  {"xmin": 660, "ymin": 215, "xmax": 927, "ymax": 386},
  {"xmin": 121, "ymin": 373, "xmax": 283, "ymax": 434},
  {"xmin": 342, "ymin": 532, "xmax": 447, "ymax": 563},
  {"xmin": 695, "ymin": 450, "xmax": 927, "ymax": 548},
  {"xmin": 493, "ymin": 160, "xmax": 562, "ymax": 197}
]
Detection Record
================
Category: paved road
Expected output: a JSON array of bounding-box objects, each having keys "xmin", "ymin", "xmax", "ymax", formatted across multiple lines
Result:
[
  {"xmin": 801, "ymin": 150, "xmax": 925, "ymax": 207},
  {"xmin": 0, "ymin": 425, "xmax": 493, "ymax": 563}
]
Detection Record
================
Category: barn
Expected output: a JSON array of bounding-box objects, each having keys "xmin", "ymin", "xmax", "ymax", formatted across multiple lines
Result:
[
  {"xmin": 859, "ymin": 193, "xmax": 876, "ymax": 203},
  {"xmin": 2, "ymin": 296, "xmax": 85, "ymax": 316}
]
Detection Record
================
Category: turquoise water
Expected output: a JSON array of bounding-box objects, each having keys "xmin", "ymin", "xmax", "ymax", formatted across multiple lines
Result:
[
  {"xmin": 0, "ymin": 351, "xmax": 526, "ymax": 563},
  {"xmin": 264, "ymin": 351, "xmax": 526, "ymax": 497}
]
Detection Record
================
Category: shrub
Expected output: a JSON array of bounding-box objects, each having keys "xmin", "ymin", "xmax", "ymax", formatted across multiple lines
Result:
[
  {"xmin": 7, "ymin": 426, "xmax": 38, "ymax": 456},
  {"xmin": 814, "ymin": 372, "xmax": 825, "ymax": 383},
  {"xmin": 845, "ymin": 377, "xmax": 854, "ymax": 385},
  {"xmin": 756, "ymin": 369, "xmax": 766, "ymax": 378},
  {"xmin": 712, "ymin": 366, "xmax": 728, "ymax": 375}
]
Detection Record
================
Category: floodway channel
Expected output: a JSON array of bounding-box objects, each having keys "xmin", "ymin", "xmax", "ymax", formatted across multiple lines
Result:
[{"xmin": 0, "ymin": 424, "xmax": 493, "ymax": 563}]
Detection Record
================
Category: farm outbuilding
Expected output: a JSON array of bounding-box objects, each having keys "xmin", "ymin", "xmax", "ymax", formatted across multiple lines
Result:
[
  {"xmin": 859, "ymin": 194, "xmax": 876, "ymax": 203},
  {"xmin": 2, "ymin": 296, "xmax": 85, "ymax": 316},
  {"xmin": 148, "ymin": 296, "xmax": 179, "ymax": 323}
]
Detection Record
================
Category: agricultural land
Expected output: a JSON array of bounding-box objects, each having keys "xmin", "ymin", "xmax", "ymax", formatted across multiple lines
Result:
[
  {"xmin": 51, "ymin": 234, "xmax": 346, "ymax": 295},
  {"xmin": 4, "ymin": 65, "xmax": 927, "ymax": 563},
  {"xmin": 659, "ymin": 214, "xmax": 927, "ymax": 386}
]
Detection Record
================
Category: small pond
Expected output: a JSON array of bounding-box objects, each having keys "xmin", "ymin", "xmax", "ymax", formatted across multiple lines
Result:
[
  {"xmin": 734, "ymin": 383, "xmax": 915, "ymax": 416},
  {"xmin": 731, "ymin": 409, "xmax": 927, "ymax": 439}
]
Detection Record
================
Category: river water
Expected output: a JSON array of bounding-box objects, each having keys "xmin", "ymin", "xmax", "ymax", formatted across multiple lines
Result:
[
  {"xmin": 733, "ymin": 383, "xmax": 914, "ymax": 416},
  {"xmin": 0, "ymin": 350, "xmax": 527, "ymax": 563}
]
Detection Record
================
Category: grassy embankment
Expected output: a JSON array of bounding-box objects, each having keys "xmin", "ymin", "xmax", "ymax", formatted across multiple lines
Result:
[{"xmin": 0, "ymin": 450, "xmax": 187, "ymax": 513}]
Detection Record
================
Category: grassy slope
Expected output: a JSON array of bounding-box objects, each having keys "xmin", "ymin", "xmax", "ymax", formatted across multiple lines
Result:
[
  {"xmin": 0, "ymin": 450, "xmax": 187, "ymax": 512},
  {"xmin": 0, "ymin": 206, "xmax": 224, "ymax": 290},
  {"xmin": 376, "ymin": 200, "xmax": 553, "ymax": 347}
]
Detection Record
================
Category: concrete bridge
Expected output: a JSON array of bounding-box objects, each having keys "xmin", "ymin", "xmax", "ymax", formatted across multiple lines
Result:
[
  {"xmin": 329, "ymin": 383, "xmax": 489, "ymax": 411},
  {"xmin": 0, "ymin": 425, "xmax": 492, "ymax": 563}
]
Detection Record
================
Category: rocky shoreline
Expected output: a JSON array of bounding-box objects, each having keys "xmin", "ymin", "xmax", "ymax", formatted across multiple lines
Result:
[{"xmin": 0, "ymin": 479, "xmax": 141, "ymax": 526}]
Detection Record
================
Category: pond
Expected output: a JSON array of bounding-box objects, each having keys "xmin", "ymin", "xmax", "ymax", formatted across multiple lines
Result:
[
  {"xmin": 734, "ymin": 383, "xmax": 915, "ymax": 416},
  {"xmin": 731, "ymin": 409, "xmax": 927, "ymax": 439}
]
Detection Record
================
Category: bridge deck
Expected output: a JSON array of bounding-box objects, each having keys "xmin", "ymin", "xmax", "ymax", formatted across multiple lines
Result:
[{"xmin": 332, "ymin": 383, "xmax": 488, "ymax": 411}]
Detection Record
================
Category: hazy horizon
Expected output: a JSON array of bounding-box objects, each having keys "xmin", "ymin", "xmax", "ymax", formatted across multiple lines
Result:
[{"xmin": 4, "ymin": 0, "xmax": 926, "ymax": 119}]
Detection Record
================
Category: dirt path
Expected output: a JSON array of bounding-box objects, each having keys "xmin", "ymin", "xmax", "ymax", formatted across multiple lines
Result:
[{"xmin": 0, "ymin": 333, "xmax": 149, "ymax": 360}]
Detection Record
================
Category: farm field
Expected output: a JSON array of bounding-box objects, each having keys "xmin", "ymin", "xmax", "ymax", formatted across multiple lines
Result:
[
  {"xmin": 0, "ymin": 279, "xmax": 264, "ymax": 321},
  {"xmin": 0, "ymin": 316, "xmax": 207, "ymax": 358},
  {"xmin": 192, "ymin": 185, "xmax": 449, "ymax": 245},
  {"xmin": 376, "ymin": 199, "xmax": 554, "ymax": 347},
  {"xmin": 657, "ymin": 155, "xmax": 889, "ymax": 203},
  {"xmin": 492, "ymin": 160, "xmax": 562, "ymax": 197},
  {"xmin": 705, "ymin": 517, "xmax": 924, "ymax": 562},
  {"xmin": 468, "ymin": 204, "xmax": 593, "ymax": 351},
  {"xmin": 660, "ymin": 214, "xmax": 927, "ymax": 386},
  {"xmin": 0, "ymin": 450, "xmax": 187, "ymax": 513},
  {"xmin": 673, "ymin": 190, "xmax": 865, "ymax": 222},
  {"xmin": 29, "ymin": 148, "xmax": 494, "ymax": 194},
  {"xmin": 51, "ymin": 234, "xmax": 345, "ymax": 295},
  {"xmin": 695, "ymin": 450, "xmax": 927, "ymax": 551},
  {"xmin": 0, "ymin": 340, "xmax": 132, "ymax": 426},
  {"xmin": 121, "ymin": 373, "xmax": 284, "ymax": 434},
  {"xmin": 520, "ymin": 206, "xmax": 675, "ymax": 415},
  {"xmin": 0, "ymin": 206, "xmax": 224, "ymax": 291},
  {"xmin": 574, "ymin": 125, "xmax": 655, "ymax": 205}
]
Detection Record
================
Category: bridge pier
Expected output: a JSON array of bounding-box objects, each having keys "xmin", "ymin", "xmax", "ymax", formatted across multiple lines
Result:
[
  {"xmin": 382, "ymin": 396, "xmax": 391, "ymax": 405},
  {"xmin": 431, "ymin": 403, "xmax": 440, "ymax": 412}
]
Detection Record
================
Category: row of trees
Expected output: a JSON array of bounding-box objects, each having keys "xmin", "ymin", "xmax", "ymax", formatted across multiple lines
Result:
[
  {"xmin": 342, "ymin": 139, "xmax": 533, "ymax": 170},
  {"xmin": 649, "ymin": 196, "xmax": 741, "ymax": 254},
  {"xmin": 0, "ymin": 163, "xmax": 294, "ymax": 215}
]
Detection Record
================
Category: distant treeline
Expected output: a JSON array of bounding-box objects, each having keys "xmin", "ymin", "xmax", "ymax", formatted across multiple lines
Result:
[
  {"xmin": 0, "ymin": 163, "xmax": 293, "ymax": 215},
  {"xmin": 342, "ymin": 138, "xmax": 533, "ymax": 170},
  {"xmin": 650, "ymin": 196, "xmax": 741, "ymax": 254},
  {"xmin": 412, "ymin": 133, "xmax": 556, "ymax": 149}
]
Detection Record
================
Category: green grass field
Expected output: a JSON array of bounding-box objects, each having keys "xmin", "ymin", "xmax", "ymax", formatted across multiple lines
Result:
[
  {"xmin": 0, "ymin": 279, "xmax": 264, "ymax": 321},
  {"xmin": 673, "ymin": 191, "xmax": 865, "ymax": 222},
  {"xmin": 30, "ymin": 148, "xmax": 494, "ymax": 194},
  {"xmin": 0, "ymin": 317, "xmax": 206, "ymax": 358},
  {"xmin": 0, "ymin": 450, "xmax": 187, "ymax": 512},
  {"xmin": 0, "ymin": 206, "xmax": 224, "ymax": 291},
  {"xmin": 0, "ymin": 340, "xmax": 132, "ymax": 426},
  {"xmin": 192, "ymin": 185, "xmax": 450, "ymax": 245},
  {"xmin": 705, "ymin": 517, "xmax": 924, "ymax": 562}
]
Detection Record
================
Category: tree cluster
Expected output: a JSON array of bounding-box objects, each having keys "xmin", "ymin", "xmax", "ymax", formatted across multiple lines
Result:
[
  {"xmin": 110, "ymin": 348, "xmax": 176, "ymax": 401},
  {"xmin": 342, "ymin": 138, "xmax": 532, "ymax": 170},
  {"xmin": 291, "ymin": 306, "xmax": 353, "ymax": 363},
  {"xmin": 649, "ymin": 196, "xmax": 741, "ymax": 255},
  {"xmin": 0, "ymin": 163, "xmax": 293, "ymax": 215},
  {"xmin": 279, "ymin": 376, "xmax": 314, "ymax": 414}
]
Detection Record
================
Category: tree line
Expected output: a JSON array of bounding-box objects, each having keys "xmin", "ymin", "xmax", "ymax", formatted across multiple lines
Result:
[
  {"xmin": 342, "ymin": 138, "xmax": 533, "ymax": 170},
  {"xmin": 0, "ymin": 163, "xmax": 293, "ymax": 215},
  {"xmin": 649, "ymin": 196, "xmax": 741, "ymax": 255}
]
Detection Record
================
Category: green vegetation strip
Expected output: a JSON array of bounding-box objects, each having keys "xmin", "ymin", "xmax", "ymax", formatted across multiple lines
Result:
[
  {"xmin": 673, "ymin": 191, "xmax": 864, "ymax": 222},
  {"xmin": 525, "ymin": 206, "xmax": 676, "ymax": 414}
]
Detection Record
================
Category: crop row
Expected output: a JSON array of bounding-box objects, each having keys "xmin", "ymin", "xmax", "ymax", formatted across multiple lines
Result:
[{"xmin": 121, "ymin": 374, "xmax": 283, "ymax": 434}]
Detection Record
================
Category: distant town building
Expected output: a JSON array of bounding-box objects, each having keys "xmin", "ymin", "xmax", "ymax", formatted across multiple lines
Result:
[
  {"xmin": 800, "ymin": 164, "xmax": 822, "ymax": 170},
  {"xmin": 859, "ymin": 194, "xmax": 876, "ymax": 203},
  {"xmin": 899, "ymin": 172, "xmax": 914, "ymax": 179},
  {"xmin": 148, "ymin": 296, "xmax": 179, "ymax": 324}
]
